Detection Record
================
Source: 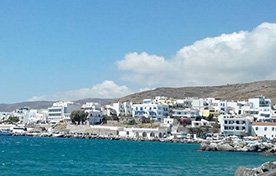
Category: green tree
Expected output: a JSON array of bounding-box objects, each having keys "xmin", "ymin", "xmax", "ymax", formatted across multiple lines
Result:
[
  {"xmin": 8, "ymin": 116, "xmax": 20, "ymax": 123},
  {"xmin": 127, "ymin": 119, "xmax": 137, "ymax": 125},
  {"xmin": 70, "ymin": 110, "xmax": 88, "ymax": 125}
]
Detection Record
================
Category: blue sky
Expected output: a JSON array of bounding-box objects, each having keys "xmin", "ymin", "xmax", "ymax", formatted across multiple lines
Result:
[{"xmin": 0, "ymin": 1, "xmax": 276, "ymax": 103}]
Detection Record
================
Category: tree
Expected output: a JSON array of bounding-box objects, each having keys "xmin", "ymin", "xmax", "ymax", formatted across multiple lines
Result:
[
  {"xmin": 70, "ymin": 110, "xmax": 88, "ymax": 125},
  {"xmin": 8, "ymin": 116, "xmax": 20, "ymax": 123},
  {"xmin": 127, "ymin": 119, "xmax": 137, "ymax": 125}
]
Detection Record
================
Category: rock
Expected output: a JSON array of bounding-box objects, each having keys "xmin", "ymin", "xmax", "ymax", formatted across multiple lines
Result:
[
  {"xmin": 240, "ymin": 146, "xmax": 249, "ymax": 152},
  {"xmin": 199, "ymin": 143, "xmax": 208, "ymax": 151},
  {"xmin": 258, "ymin": 162, "xmax": 276, "ymax": 173},
  {"xmin": 235, "ymin": 162, "xmax": 276, "ymax": 176},
  {"xmin": 209, "ymin": 143, "xmax": 218, "ymax": 151},
  {"xmin": 235, "ymin": 167, "xmax": 259, "ymax": 176},
  {"xmin": 217, "ymin": 143, "xmax": 234, "ymax": 151},
  {"xmin": 259, "ymin": 168, "xmax": 276, "ymax": 176},
  {"xmin": 247, "ymin": 144, "xmax": 258, "ymax": 152}
]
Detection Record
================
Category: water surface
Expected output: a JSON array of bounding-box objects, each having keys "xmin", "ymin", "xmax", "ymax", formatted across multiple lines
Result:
[{"xmin": 0, "ymin": 136, "xmax": 275, "ymax": 176}]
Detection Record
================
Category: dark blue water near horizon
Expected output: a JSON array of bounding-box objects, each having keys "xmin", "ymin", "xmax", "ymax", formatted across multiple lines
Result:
[{"xmin": 0, "ymin": 136, "xmax": 275, "ymax": 176}]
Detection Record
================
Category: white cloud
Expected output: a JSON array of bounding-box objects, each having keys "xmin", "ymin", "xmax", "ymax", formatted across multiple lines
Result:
[
  {"xmin": 117, "ymin": 22, "xmax": 276, "ymax": 87},
  {"xmin": 29, "ymin": 81, "xmax": 134, "ymax": 101}
]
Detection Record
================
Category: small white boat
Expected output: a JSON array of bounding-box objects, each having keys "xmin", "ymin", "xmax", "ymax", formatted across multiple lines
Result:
[
  {"xmin": 52, "ymin": 133, "xmax": 64, "ymax": 138},
  {"xmin": 0, "ymin": 129, "xmax": 12, "ymax": 136}
]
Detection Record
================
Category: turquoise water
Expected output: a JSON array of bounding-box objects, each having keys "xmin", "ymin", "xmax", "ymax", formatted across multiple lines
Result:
[{"xmin": 0, "ymin": 136, "xmax": 275, "ymax": 176}]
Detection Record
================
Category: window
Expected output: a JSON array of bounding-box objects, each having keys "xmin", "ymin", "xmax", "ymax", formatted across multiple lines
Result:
[
  {"xmin": 272, "ymin": 127, "xmax": 275, "ymax": 131},
  {"xmin": 255, "ymin": 127, "xmax": 258, "ymax": 131},
  {"xmin": 264, "ymin": 127, "xmax": 267, "ymax": 131}
]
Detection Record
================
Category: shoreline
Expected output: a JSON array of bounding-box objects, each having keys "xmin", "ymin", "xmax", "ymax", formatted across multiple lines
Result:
[{"xmin": 11, "ymin": 132, "xmax": 202, "ymax": 144}]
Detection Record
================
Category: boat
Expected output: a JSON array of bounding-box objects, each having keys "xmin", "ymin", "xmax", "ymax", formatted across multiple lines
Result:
[
  {"xmin": 0, "ymin": 129, "xmax": 13, "ymax": 136},
  {"xmin": 52, "ymin": 133, "xmax": 64, "ymax": 138},
  {"xmin": 12, "ymin": 127, "xmax": 27, "ymax": 134}
]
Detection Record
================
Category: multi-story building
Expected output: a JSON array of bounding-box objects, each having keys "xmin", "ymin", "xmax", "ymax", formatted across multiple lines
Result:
[
  {"xmin": 132, "ymin": 99, "xmax": 169, "ymax": 121},
  {"xmin": 48, "ymin": 101, "xmax": 81, "ymax": 123},
  {"xmin": 81, "ymin": 102, "xmax": 101, "ymax": 112},
  {"xmin": 172, "ymin": 108, "xmax": 200, "ymax": 121},
  {"xmin": 105, "ymin": 102, "xmax": 132, "ymax": 117},
  {"xmin": 88, "ymin": 110, "xmax": 103, "ymax": 125},
  {"xmin": 218, "ymin": 114, "xmax": 253, "ymax": 137}
]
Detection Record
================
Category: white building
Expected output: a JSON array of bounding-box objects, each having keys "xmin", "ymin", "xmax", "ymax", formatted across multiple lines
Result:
[
  {"xmin": 105, "ymin": 102, "xmax": 132, "ymax": 117},
  {"xmin": 162, "ymin": 117, "xmax": 178, "ymax": 128},
  {"xmin": 218, "ymin": 115, "xmax": 253, "ymax": 137},
  {"xmin": 247, "ymin": 96, "xmax": 272, "ymax": 121},
  {"xmin": 119, "ymin": 127, "xmax": 168, "ymax": 139},
  {"xmin": 87, "ymin": 110, "xmax": 103, "ymax": 125},
  {"xmin": 24, "ymin": 109, "xmax": 48, "ymax": 124},
  {"xmin": 248, "ymin": 96, "xmax": 271, "ymax": 110},
  {"xmin": 81, "ymin": 102, "xmax": 101, "ymax": 112},
  {"xmin": 251, "ymin": 122, "xmax": 276, "ymax": 139},
  {"xmin": 132, "ymin": 99, "xmax": 169, "ymax": 121},
  {"xmin": 192, "ymin": 119, "xmax": 214, "ymax": 128},
  {"xmin": 48, "ymin": 101, "xmax": 81, "ymax": 123},
  {"xmin": 172, "ymin": 108, "xmax": 200, "ymax": 120}
]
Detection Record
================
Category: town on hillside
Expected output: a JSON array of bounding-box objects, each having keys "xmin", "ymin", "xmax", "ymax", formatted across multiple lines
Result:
[{"xmin": 1, "ymin": 95, "xmax": 276, "ymax": 142}]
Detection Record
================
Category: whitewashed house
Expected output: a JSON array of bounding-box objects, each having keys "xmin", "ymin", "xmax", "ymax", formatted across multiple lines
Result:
[
  {"xmin": 218, "ymin": 114, "xmax": 253, "ymax": 137},
  {"xmin": 81, "ymin": 102, "xmax": 101, "ymax": 112},
  {"xmin": 119, "ymin": 127, "xmax": 168, "ymax": 139},
  {"xmin": 192, "ymin": 119, "xmax": 214, "ymax": 128},
  {"xmin": 132, "ymin": 99, "xmax": 169, "ymax": 121},
  {"xmin": 87, "ymin": 110, "xmax": 103, "ymax": 125},
  {"xmin": 172, "ymin": 108, "xmax": 200, "ymax": 120},
  {"xmin": 248, "ymin": 96, "xmax": 272, "ymax": 121},
  {"xmin": 48, "ymin": 101, "xmax": 81, "ymax": 123},
  {"xmin": 251, "ymin": 122, "xmax": 276, "ymax": 139},
  {"xmin": 105, "ymin": 102, "xmax": 132, "ymax": 117}
]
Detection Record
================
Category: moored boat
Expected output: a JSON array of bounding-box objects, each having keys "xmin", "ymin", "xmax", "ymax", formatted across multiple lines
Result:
[{"xmin": 0, "ymin": 129, "xmax": 13, "ymax": 136}]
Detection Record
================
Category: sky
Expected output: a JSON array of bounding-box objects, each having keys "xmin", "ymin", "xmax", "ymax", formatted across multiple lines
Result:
[{"xmin": 0, "ymin": 0, "xmax": 276, "ymax": 103}]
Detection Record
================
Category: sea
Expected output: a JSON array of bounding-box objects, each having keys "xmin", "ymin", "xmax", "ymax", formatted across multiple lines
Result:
[{"xmin": 0, "ymin": 136, "xmax": 275, "ymax": 176}]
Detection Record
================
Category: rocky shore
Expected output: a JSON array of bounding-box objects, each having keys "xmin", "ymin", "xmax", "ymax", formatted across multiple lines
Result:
[
  {"xmin": 12, "ymin": 132, "xmax": 202, "ymax": 144},
  {"xmin": 199, "ymin": 138, "xmax": 276, "ymax": 155},
  {"xmin": 235, "ymin": 161, "xmax": 276, "ymax": 176}
]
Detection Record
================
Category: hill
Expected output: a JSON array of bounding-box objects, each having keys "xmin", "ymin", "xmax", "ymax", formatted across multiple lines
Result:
[
  {"xmin": 117, "ymin": 80, "xmax": 276, "ymax": 104},
  {"xmin": 0, "ymin": 98, "xmax": 114, "ymax": 112}
]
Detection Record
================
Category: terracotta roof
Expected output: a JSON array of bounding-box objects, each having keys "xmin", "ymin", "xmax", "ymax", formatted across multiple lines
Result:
[{"xmin": 252, "ymin": 122, "xmax": 276, "ymax": 126}]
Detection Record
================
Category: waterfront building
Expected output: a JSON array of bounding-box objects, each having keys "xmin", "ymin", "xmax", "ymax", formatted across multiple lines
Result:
[
  {"xmin": 251, "ymin": 122, "xmax": 276, "ymax": 139},
  {"xmin": 132, "ymin": 99, "xmax": 169, "ymax": 121},
  {"xmin": 48, "ymin": 101, "xmax": 81, "ymax": 123},
  {"xmin": 218, "ymin": 114, "xmax": 253, "ymax": 137},
  {"xmin": 119, "ymin": 127, "xmax": 168, "ymax": 139},
  {"xmin": 24, "ymin": 109, "xmax": 48, "ymax": 124}
]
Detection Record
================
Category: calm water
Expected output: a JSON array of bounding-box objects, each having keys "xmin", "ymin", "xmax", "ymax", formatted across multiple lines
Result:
[{"xmin": 0, "ymin": 136, "xmax": 275, "ymax": 176}]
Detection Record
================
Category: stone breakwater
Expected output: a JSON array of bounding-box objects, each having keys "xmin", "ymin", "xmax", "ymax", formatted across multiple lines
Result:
[
  {"xmin": 235, "ymin": 161, "xmax": 276, "ymax": 176},
  {"xmin": 12, "ymin": 133, "xmax": 202, "ymax": 144},
  {"xmin": 199, "ymin": 140, "xmax": 276, "ymax": 155}
]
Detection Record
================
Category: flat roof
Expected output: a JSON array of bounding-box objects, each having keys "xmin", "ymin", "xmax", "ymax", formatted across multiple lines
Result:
[{"xmin": 252, "ymin": 122, "xmax": 276, "ymax": 126}]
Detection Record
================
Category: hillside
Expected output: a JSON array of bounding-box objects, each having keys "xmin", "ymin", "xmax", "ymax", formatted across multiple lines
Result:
[
  {"xmin": 0, "ymin": 98, "xmax": 114, "ymax": 112},
  {"xmin": 117, "ymin": 80, "xmax": 276, "ymax": 104}
]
